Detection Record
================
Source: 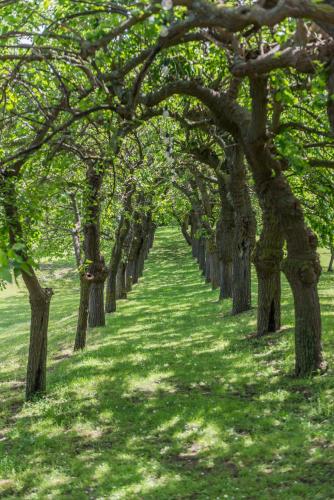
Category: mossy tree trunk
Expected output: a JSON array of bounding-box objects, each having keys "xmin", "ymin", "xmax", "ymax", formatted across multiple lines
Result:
[
  {"xmin": 82, "ymin": 162, "xmax": 108, "ymax": 330},
  {"xmin": 247, "ymin": 77, "xmax": 324, "ymax": 375},
  {"xmin": 227, "ymin": 145, "xmax": 256, "ymax": 315},
  {"xmin": 253, "ymin": 203, "xmax": 283, "ymax": 337}
]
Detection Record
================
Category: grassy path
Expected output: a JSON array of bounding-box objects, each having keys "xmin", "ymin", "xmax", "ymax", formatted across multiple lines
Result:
[{"xmin": 0, "ymin": 227, "xmax": 333, "ymax": 499}]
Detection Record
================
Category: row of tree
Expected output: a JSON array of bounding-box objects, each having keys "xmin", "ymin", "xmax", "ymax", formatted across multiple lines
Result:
[{"xmin": 0, "ymin": 0, "xmax": 333, "ymax": 400}]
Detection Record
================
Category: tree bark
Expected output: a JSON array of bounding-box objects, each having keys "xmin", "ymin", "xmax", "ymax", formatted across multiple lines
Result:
[
  {"xmin": 74, "ymin": 275, "xmax": 91, "ymax": 350},
  {"xmin": 89, "ymin": 280, "xmax": 105, "ymax": 327},
  {"xmin": 105, "ymin": 217, "xmax": 129, "ymax": 313},
  {"xmin": 3, "ymin": 179, "xmax": 53, "ymax": 400},
  {"xmin": 116, "ymin": 262, "xmax": 128, "ymax": 299},
  {"xmin": 283, "ymin": 247, "xmax": 323, "ymax": 376},
  {"xmin": 205, "ymin": 239, "xmax": 220, "ymax": 289},
  {"xmin": 125, "ymin": 260, "xmax": 134, "ymax": 292},
  {"xmin": 106, "ymin": 181, "xmax": 135, "ymax": 313},
  {"xmin": 247, "ymin": 77, "xmax": 324, "ymax": 374},
  {"xmin": 328, "ymin": 247, "xmax": 334, "ymax": 272},
  {"xmin": 69, "ymin": 192, "xmax": 82, "ymax": 268},
  {"xmin": 83, "ymin": 163, "xmax": 108, "ymax": 329},
  {"xmin": 253, "ymin": 206, "xmax": 283, "ymax": 336},
  {"xmin": 216, "ymin": 221, "xmax": 233, "ymax": 299},
  {"xmin": 190, "ymin": 210, "xmax": 200, "ymax": 259},
  {"xmin": 129, "ymin": 210, "xmax": 153, "ymax": 285},
  {"xmin": 25, "ymin": 284, "xmax": 52, "ymax": 400},
  {"xmin": 216, "ymin": 181, "xmax": 234, "ymax": 300},
  {"xmin": 180, "ymin": 213, "xmax": 192, "ymax": 246},
  {"xmin": 198, "ymin": 237, "xmax": 206, "ymax": 274},
  {"xmin": 227, "ymin": 146, "xmax": 256, "ymax": 315}
]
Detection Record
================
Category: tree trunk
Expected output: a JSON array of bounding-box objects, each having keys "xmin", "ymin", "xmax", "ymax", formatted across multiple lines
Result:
[
  {"xmin": 198, "ymin": 237, "xmax": 206, "ymax": 274},
  {"xmin": 106, "ymin": 268, "xmax": 117, "ymax": 313},
  {"xmin": 117, "ymin": 262, "xmax": 127, "ymax": 299},
  {"xmin": 127, "ymin": 218, "xmax": 143, "ymax": 286},
  {"xmin": 69, "ymin": 192, "xmax": 82, "ymax": 268},
  {"xmin": 189, "ymin": 211, "xmax": 198, "ymax": 259},
  {"xmin": 216, "ymin": 186, "xmax": 234, "ymax": 300},
  {"xmin": 328, "ymin": 247, "xmax": 334, "ymax": 272},
  {"xmin": 106, "ymin": 183, "xmax": 135, "ymax": 313},
  {"xmin": 210, "ymin": 250, "xmax": 221, "ymax": 290},
  {"xmin": 180, "ymin": 213, "xmax": 192, "ymax": 246},
  {"xmin": 204, "ymin": 243, "xmax": 211, "ymax": 283},
  {"xmin": 227, "ymin": 146, "xmax": 256, "ymax": 315},
  {"xmin": 82, "ymin": 163, "xmax": 108, "ymax": 330},
  {"xmin": 253, "ymin": 206, "xmax": 283, "ymax": 336},
  {"xmin": 283, "ymin": 251, "xmax": 323, "ymax": 375},
  {"xmin": 131, "ymin": 213, "xmax": 152, "ymax": 283},
  {"xmin": 220, "ymin": 261, "xmax": 233, "ymax": 300},
  {"xmin": 136, "ymin": 242, "xmax": 146, "ymax": 280},
  {"xmin": 89, "ymin": 281, "xmax": 106, "ymax": 327},
  {"xmin": 232, "ymin": 239, "xmax": 252, "ymax": 315},
  {"xmin": 26, "ymin": 287, "xmax": 53, "ymax": 400},
  {"xmin": 2, "ymin": 179, "xmax": 53, "ymax": 401},
  {"xmin": 126, "ymin": 261, "xmax": 134, "ymax": 292},
  {"xmin": 74, "ymin": 276, "xmax": 90, "ymax": 350},
  {"xmin": 247, "ymin": 76, "xmax": 325, "ymax": 375},
  {"xmin": 256, "ymin": 263, "xmax": 281, "ymax": 336},
  {"xmin": 205, "ymin": 240, "xmax": 220, "ymax": 289}
]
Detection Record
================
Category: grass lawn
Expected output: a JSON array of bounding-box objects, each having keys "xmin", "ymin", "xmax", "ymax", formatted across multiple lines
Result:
[{"xmin": 0, "ymin": 227, "xmax": 333, "ymax": 499}]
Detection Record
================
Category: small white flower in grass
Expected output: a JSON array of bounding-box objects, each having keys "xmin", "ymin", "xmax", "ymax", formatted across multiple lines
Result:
[{"xmin": 162, "ymin": 0, "xmax": 173, "ymax": 10}]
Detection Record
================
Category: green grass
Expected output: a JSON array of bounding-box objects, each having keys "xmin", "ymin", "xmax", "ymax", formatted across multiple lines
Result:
[{"xmin": 0, "ymin": 227, "xmax": 333, "ymax": 499}]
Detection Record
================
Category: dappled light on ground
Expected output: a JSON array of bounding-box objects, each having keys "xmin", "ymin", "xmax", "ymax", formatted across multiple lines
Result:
[{"xmin": 0, "ymin": 228, "xmax": 333, "ymax": 498}]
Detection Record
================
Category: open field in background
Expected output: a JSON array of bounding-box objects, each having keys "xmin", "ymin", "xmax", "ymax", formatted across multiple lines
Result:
[{"xmin": 0, "ymin": 227, "xmax": 333, "ymax": 499}]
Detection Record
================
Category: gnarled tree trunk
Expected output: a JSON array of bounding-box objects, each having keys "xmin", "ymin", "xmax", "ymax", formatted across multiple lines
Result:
[
  {"xmin": 227, "ymin": 146, "xmax": 256, "ymax": 315},
  {"xmin": 282, "ymin": 244, "xmax": 323, "ymax": 376},
  {"xmin": 253, "ymin": 205, "xmax": 283, "ymax": 336},
  {"xmin": 247, "ymin": 77, "xmax": 324, "ymax": 375}
]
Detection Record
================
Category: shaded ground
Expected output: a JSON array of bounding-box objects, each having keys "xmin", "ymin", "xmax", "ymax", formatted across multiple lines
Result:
[{"xmin": 0, "ymin": 227, "xmax": 333, "ymax": 499}]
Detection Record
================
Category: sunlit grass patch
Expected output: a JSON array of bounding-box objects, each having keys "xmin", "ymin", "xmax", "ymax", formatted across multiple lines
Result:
[{"xmin": 0, "ymin": 227, "xmax": 333, "ymax": 498}]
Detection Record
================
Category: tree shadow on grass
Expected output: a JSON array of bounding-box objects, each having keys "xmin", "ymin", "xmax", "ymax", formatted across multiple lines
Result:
[{"xmin": 0, "ymin": 227, "xmax": 333, "ymax": 498}]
